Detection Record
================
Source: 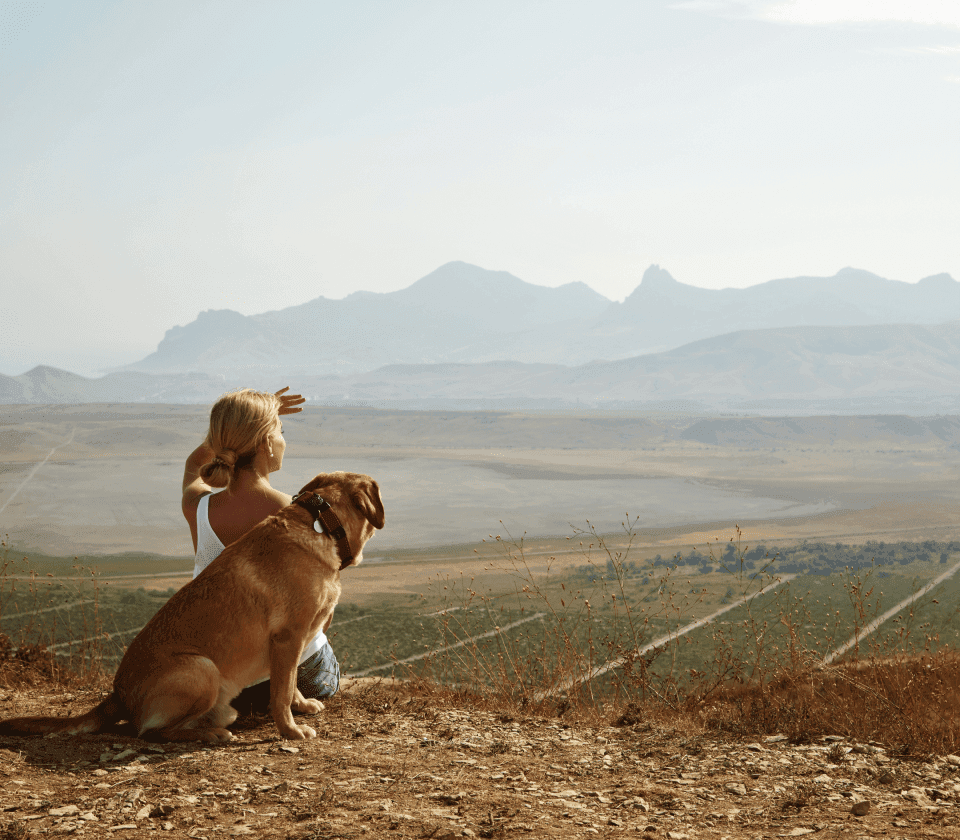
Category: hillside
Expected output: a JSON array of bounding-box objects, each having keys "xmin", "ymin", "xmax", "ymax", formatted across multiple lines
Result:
[
  {"xmin": 119, "ymin": 262, "xmax": 960, "ymax": 377},
  {"xmin": 125, "ymin": 262, "xmax": 612, "ymax": 377},
  {"xmin": 4, "ymin": 321, "xmax": 960, "ymax": 412},
  {"xmin": 315, "ymin": 321, "xmax": 960, "ymax": 409}
]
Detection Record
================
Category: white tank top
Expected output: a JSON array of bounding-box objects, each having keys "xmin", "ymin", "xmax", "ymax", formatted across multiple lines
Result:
[{"xmin": 193, "ymin": 492, "xmax": 325, "ymax": 666}]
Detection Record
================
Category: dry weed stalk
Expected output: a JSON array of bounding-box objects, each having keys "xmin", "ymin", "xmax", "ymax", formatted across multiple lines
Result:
[
  {"xmin": 0, "ymin": 536, "xmax": 108, "ymax": 688},
  {"xmin": 410, "ymin": 523, "xmax": 959, "ymax": 754}
]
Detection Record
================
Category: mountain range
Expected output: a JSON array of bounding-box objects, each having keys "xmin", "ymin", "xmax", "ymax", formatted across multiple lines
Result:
[
  {"xmin": 124, "ymin": 262, "xmax": 960, "ymax": 376},
  {"xmin": 3, "ymin": 262, "xmax": 959, "ymax": 412},
  {"xmin": 4, "ymin": 320, "xmax": 958, "ymax": 413}
]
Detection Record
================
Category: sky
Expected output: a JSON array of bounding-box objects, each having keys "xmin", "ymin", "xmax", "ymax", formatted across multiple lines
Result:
[{"xmin": 1, "ymin": 0, "xmax": 959, "ymax": 375}]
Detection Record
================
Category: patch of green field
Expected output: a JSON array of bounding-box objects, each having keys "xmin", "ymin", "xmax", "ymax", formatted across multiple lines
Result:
[
  {"xmin": 2, "ymin": 545, "xmax": 192, "ymax": 577},
  {"xmin": 4, "ymin": 539, "xmax": 960, "ymax": 691}
]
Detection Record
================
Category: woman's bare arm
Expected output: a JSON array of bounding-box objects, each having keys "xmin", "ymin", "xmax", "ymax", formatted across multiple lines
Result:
[
  {"xmin": 182, "ymin": 440, "xmax": 215, "ymax": 550},
  {"xmin": 183, "ymin": 440, "xmax": 215, "ymax": 498}
]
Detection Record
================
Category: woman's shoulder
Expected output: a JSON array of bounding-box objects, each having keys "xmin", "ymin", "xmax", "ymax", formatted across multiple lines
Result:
[
  {"xmin": 270, "ymin": 488, "xmax": 294, "ymax": 509},
  {"xmin": 183, "ymin": 487, "xmax": 214, "ymax": 514}
]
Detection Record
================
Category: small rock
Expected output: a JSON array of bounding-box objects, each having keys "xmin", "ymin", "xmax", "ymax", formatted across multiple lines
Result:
[
  {"xmin": 725, "ymin": 783, "xmax": 747, "ymax": 796},
  {"xmin": 851, "ymin": 800, "xmax": 871, "ymax": 816},
  {"xmin": 947, "ymin": 754, "xmax": 960, "ymax": 766},
  {"xmin": 135, "ymin": 805, "xmax": 152, "ymax": 820},
  {"xmin": 902, "ymin": 788, "xmax": 934, "ymax": 805},
  {"xmin": 92, "ymin": 769, "xmax": 108, "ymax": 777},
  {"xmin": 877, "ymin": 770, "xmax": 895, "ymax": 784},
  {"xmin": 150, "ymin": 805, "xmax": 175, "ymax": 818},
  {"xmin": 49, "ymin": 805, "xmax": 80, "ymax": 817},
  {"xmin": 279, "ymin": 745, "xmax": 299, "ymax": 754},
  {"xmin": 623, "ymin": 796, "xmax": 650, "ymax": 811},
  {"xmin": 112, "ymin": 749, "xmax": 138, "ymax": 762},
  {"xmin": 812, "ymin": 774, "xmax": 832, "ymax": 783},
  {"xmin": 746, "ymin": 743, "xmax": 764, "ymax": 751},
  {"xmin": 161, "ymin": 823, "xmax": 174, "ymax": 832}
]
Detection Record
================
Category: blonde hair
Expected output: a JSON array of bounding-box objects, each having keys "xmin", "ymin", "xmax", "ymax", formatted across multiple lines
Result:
[{"xmin": 200, "ymin": 389, "xmax": 282, "ymax": 488}]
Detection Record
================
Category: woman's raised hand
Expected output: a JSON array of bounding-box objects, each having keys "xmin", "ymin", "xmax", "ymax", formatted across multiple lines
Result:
[{"xmin": 275, "ymin": 387, "xmax": 307, "ymax": 415}]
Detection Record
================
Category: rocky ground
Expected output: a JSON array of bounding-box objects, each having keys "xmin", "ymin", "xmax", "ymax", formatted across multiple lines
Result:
[{"xmin": 0, "ymin": 682, "xmax": 959, "ymax": 839}]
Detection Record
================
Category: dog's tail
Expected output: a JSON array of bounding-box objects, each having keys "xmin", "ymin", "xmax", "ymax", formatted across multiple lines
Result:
[{"xmin": 0, "ymin": 692, "xmax": 125, "ymax": 736}]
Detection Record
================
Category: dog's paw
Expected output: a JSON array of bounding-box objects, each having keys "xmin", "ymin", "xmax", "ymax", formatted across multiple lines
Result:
[
  {"xmin": 292, "ymin": 698, "xmax": 324, "ymax": 715},
  {"xmin": 279, "ymin": 723, "xmax": 317, "ymax": 740},
  {"xmin": 198, "ymin": 728, "xmax": 235, "ymax": 743}
]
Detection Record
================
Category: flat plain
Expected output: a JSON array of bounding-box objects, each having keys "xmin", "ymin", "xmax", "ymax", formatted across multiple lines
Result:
[
  {"xmin": 1, "ymin": 405, "xmax": 959, "ymax": 593},
  {"xmin": 2, "ymin": 404, "xmax": 960, "ymax": 678}
]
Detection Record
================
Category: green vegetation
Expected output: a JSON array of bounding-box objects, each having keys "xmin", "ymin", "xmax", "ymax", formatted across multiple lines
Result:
[
  {"xmin": 5, "ymin": 529, "xmax": 960, "ymax": 752},
  {"xmin": 571, "ymin": 538, "xmax": 960, "ymax": 580}
]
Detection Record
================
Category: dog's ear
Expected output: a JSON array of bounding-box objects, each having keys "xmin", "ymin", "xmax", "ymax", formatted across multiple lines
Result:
[{"xmin": 351, "ymin": 478, "xmax": 385, "ymax": 530}]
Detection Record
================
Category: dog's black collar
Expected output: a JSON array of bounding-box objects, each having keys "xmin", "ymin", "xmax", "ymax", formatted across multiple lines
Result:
[{"xmin": 291, "ymin": 492, "xmax": 353, "ymax": 570}]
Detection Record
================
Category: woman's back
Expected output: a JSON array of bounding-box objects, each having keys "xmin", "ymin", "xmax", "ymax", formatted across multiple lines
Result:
[
  {"xmin": 193, "ymin": 489, "xmax": 290, "ymax": 576},
  {"xmin": 181, "ymin": 388, "xmax": 301, "ymax": 555},
  {"xmin": 192, "ymin": 485, "xmax": 290, "ymax": 549}
]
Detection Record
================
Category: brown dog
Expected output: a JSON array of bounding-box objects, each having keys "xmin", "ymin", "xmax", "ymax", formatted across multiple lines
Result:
[{"xmin": 0, "ymin": 472, "xmax": 384, "ymax": 742}]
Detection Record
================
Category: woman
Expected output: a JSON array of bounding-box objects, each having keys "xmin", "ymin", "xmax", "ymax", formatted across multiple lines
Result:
[{"xmin": 181, "ymin": 386, "xmax": 339, "ymax": 714}]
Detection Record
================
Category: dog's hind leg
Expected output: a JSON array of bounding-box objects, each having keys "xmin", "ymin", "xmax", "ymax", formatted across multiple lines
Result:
[{"xmin": 134, "ymin": 656, "xmax": 234, "ymax": 743}]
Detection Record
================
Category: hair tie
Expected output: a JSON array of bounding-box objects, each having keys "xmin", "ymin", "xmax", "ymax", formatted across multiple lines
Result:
[{"xmin": 217, "ymin": 449, "xmax": 238, "ymax": 468}]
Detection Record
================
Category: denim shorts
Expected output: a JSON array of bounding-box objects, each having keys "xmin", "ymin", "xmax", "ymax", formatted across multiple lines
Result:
[
  {"xmin": 231, "ymin": 642, "xmax": 340, "ymax": 715},
  {"xmin": 296, "ymin": 641, "xmax": 341, "ymax": 699}
]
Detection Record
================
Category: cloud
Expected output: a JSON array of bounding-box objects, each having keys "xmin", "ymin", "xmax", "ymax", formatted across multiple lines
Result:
[{"xmin": 672, "ymin": 0, "xmax": 960, "ymax": 28}]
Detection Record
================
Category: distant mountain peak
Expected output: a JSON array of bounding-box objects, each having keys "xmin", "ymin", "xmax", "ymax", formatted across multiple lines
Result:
[
  {"xmin": 405, "ymin": 261, "xmax": 523, "ymax": 294},
  {"xmin": 24, "ymin": 365, "xmax": 86, "ymax": 380},
  {"xmin": 640, "ymin": 264, "xmax": 678, "ymax": 287},
  {"xmin": 194, "ymin": 308, "xmax": 247, "ymax": 323},
  {"xmin": 918, "ymin": 272, "xmax": 956, "ymax": 286},
  {"xmin": 833, "ymin": 267, "xmax": 887, "ymax": 282}
]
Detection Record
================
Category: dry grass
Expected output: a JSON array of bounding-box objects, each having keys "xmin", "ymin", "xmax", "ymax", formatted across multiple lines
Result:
[
  {"xmin": 404, "ymin": 522, "xmax": 960, "ymax": 756},
  {"xmin": 696, "ymin": 649, "xmax": 960, "ymax": 754},
  {"xmin": 2, "ymin": 526, "xmax": 959, "ymax": 758},
  {"xmin": 0, "ymin": 536, "xmax": 109, "ymax": 688}
]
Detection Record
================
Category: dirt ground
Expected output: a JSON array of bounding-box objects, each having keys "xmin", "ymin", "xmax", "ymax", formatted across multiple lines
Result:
[{"xmin": 1, "ymin": 681, "xmax": 959, "ymax": 840}]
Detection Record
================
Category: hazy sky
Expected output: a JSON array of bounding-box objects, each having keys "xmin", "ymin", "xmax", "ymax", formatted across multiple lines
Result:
[{"xmin": 2, "ymin": 0, "xmax": 959, "ymax": 375}]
